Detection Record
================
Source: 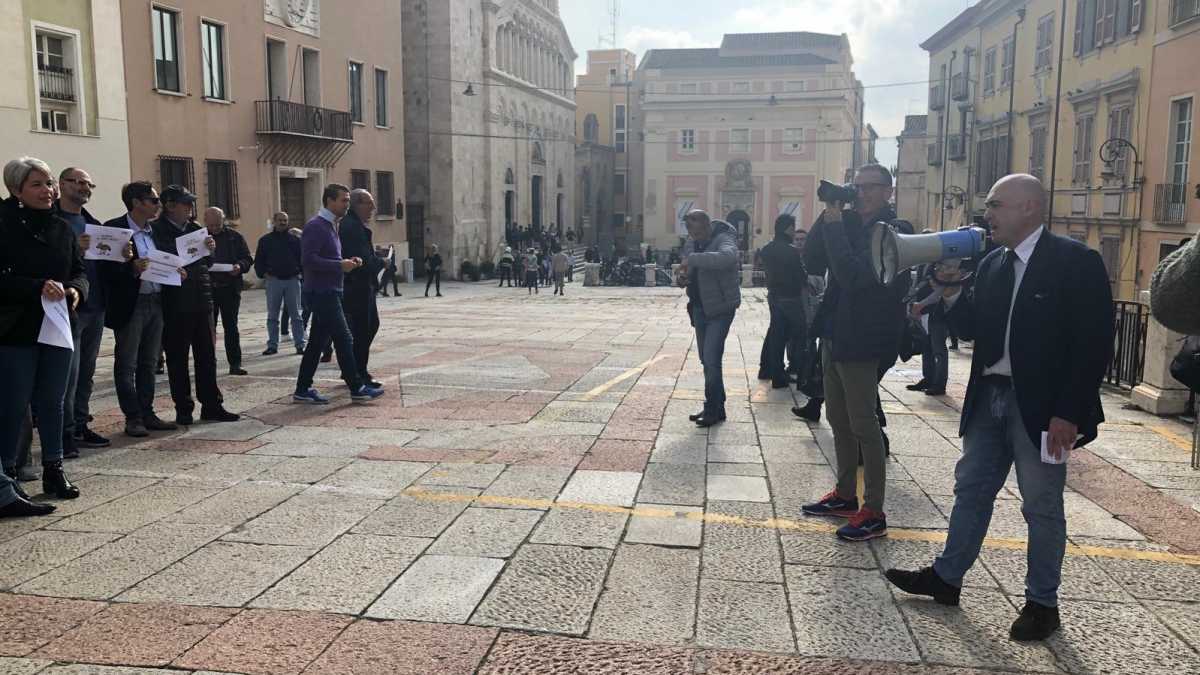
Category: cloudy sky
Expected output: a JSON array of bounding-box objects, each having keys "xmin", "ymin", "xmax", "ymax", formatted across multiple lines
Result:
[{"xmin": 558, "ymin": 0, "xmax": 975, "ymax": 169}]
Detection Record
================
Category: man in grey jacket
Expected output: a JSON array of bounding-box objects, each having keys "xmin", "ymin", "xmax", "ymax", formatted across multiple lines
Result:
[{"xmin": 679, "ymin": 210, "xmax": 742, "ymax": 427}]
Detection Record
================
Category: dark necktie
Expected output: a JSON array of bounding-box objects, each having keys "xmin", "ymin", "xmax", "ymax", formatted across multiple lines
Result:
[{"xmin": 977, "ymin": 250, "xmax": 1017, "ymax": 368}]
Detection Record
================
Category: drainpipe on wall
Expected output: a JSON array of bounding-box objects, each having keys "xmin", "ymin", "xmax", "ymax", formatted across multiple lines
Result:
[
  {"xmin": 1006, "ymin": 8, "xmax": 1026, "ymax": 174},
  {"xmin": 939, "ymin": 50, "xmax": 956, "ymax": 231},
  {"xmin": 1047, "ymin": 0, "xmax": 1070, "ymax": 228}
]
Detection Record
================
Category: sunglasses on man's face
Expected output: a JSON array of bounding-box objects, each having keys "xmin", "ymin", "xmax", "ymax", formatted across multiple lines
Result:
[
  {"xmin": 140, "ymin": 196, "xmax": 161, "ymax": 205},
  {"xmin": 62, "ymin": 178, "xmax": 97, "ymax": 189}
]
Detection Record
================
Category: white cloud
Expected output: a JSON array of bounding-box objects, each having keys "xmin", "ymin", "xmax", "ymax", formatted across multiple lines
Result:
[{"xmin": 622, "ymin": 26, "xmax": 706, "ymax": 54}]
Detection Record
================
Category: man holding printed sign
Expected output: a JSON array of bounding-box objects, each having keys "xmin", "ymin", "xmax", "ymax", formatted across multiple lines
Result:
[{"xmin": 885, "ymin": 175, "xmax": 1114, "ymax": 642}]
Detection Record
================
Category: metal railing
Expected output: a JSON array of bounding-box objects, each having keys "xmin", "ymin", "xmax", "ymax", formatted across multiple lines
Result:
[
  {"xmin": 1153, "ymin": 183, "xmax": 1189, "ymax": 224},
  {"xmin": 1108, "ymin": 300, "xmax": 1148, "ymax": 389},
  {"xmin": 948, "ymin": 134, "xmax": 966, "ymax": 161},
  {"xmin": 1171, "ymin": 0, "xmax": 1200, "ymax": 26},
  {"xmin": 254, "ymin": 100, "xmax": 353, "ymax": 142},
  {"xmin": 927, "ymin": 143, "xmax": 943, "ymax": 166},
  {"xmin": 929, "ymin": 85, "xmax": 945, "ymax": 110},
  {"xmin": 951, "ymin": 73, "xmax": 968, "ymax": 101},
  {"xmin": 38, "ymin": 64, "xmax": 75, "ymax": 102}
]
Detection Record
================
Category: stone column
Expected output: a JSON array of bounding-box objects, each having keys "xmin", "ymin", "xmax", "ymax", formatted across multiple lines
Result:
[
  {"xmin": 644, "ymin": 264, "xmax": 657, "ymax": 287},
  {"xmin": 1131, "ymin": 291, "xmax": 1191, "ymax": 415},
  {"xmin": 584, "ymin": 262, "xmax": 601, "ymax": 286},
  {"xmin": 741, "ymin": 264, "xmax": 754, "ymax": 288}
]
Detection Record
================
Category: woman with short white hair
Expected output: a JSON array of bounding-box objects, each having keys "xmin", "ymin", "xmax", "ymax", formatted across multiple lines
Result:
[{"xmin": 0, "ymin": 156, "xmax": 87, "ymax": 518}]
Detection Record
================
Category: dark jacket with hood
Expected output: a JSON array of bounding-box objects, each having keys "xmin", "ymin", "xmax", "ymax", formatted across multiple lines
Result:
[
  {"xmin": 0, "ymin": 197, "xmax": 88, "ymax": 345},
  {"xmin": 805, "ymin": 205, "xmax": 910, "ymax": 363},
  {"xmin": 150, "ymin": 216, "xmax": 213, "ymax": 314}
]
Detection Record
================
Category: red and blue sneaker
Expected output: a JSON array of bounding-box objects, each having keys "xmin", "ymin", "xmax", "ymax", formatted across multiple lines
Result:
[
  {"xmin": 801, "ymin": 490, "xmax": 859, "ymax": 518},
  {"xmin": 836, "ymin": 508, "xmax": 888, "ymax": 541}
]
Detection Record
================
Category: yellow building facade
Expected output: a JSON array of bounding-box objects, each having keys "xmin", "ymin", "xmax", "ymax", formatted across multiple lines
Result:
[{"xmin": 923, "ymin": 0, "xmax": 1157, "ymax": 300}]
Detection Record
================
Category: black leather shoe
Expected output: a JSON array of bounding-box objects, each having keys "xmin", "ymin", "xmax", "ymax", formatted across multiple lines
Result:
[
  {"xmin": 924, "ymin": 389, "xmax": 946, "ymax": 396},
  {"xmin": 688, "ymin": 411, "xmax": 705, "ymax": 422},
  {"xmin": 366, "ymin": 380, "xmax": 384, "ymax": 389},
  {"xmin": 262, "ymin": 348, "xmax": 278, "ymax": 356},
  {"xmin": 41, "ymin": 461, "xmax": 79, "ymax": 500},
  {"xmin": 200, "ymin": 407, "xmax": 240, "ymax": 423},
  {"xmin": 143, "ymin": 416, "xmax": 178, "ymax": 432},
  {"xmin": 0, "ymin": 495, "xmax": 56, "ymax": 518},
  {"xmin": 885, "ymin": 566, "xmax": 961, "ymax": 606},
  {"xmin": 1010, "ymin": 602, "xmax": 1060, "ymax": 642},
  {"xmin": 771, "ymin": 379, "xmax": 791, "ymax": 389},
  {"xmin": 906, "ymin": 380, "xmax": 929, "ymax": 391},
  {"xmin": 175, "ymin": 413, "xmax": 194, "ymax": 427},
  {"xmin": 4, "ymin": 468, "xmax": 32, "ymax": 500},
  {"xmin": 695, "ymin": 412, "xmax": 726, "ymax": 428},
  {"xmin": 791, "ymin": 400, "xmax": 822, "ymax": 423},
  {"xmin": 230, "ymin": 367, "xmax": 249, "ymax": 376},
  {"xmin": 756, "ymin": 369, "xmax": 771, "ymax": 381}
]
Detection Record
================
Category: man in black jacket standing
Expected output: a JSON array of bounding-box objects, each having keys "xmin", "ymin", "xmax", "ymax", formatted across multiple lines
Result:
[
  {"xmin": 800, "ymin": 164, "xmax": 909, "ymax": 542},
  {"xmin": 256, "ymin": 212, "xmax": 306, "ymax": 355},
  {"xmin": 886, "ymin": 174, "xmax": 1113, "ymax": 642},
  {"xmin": 341, "ymin": 190, "xmax": 383, "ymax": 388},
  {"xmin": 759, "ymin": 214, "xmax": 808, "ymax": 389},
  {"xmin": 151, "ymin": 186, "xmax": 238, "ymax": 426},
  {"xmin": 205, "ymin": 207, "xmax": 253, "ymax": 376}
]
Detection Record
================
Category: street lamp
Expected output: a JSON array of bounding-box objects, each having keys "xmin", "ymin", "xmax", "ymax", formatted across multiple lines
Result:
[{"xmin": 1098, "ymin": 137, "xmax": 1140, "ymax": 186}]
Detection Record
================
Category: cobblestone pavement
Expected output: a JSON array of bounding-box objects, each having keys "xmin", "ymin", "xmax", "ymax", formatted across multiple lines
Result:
[{"xmin": 3, "ymin": 280, "xmax": 1199, "ymax": 675}]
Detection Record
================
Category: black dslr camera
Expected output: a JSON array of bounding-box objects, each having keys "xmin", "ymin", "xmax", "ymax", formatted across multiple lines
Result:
[{"xmin": 817, "ymin": 180, "xmax": 858, "ymax": 205}]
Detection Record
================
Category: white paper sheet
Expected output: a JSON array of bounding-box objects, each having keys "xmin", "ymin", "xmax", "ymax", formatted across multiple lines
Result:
[
  {"xmin": 142, "ymin": 250, "xmax": 183, "ymax": 286},
  {"xmin": 1040, "ymin": 431, "xmax": 1081, "ymax": 465},
  {"xmin": 38, "ymin": 296, "xmax": 73, "ymax": 350},
  {"xmin": 209, "ymin": 263, "xmax": 236, "ymax": 273},
  {"xmin": 83, "ymin": 224, "xmax": 133, "ymax": 262},
  {"xmin": 175, "ymin": 229, "xmax": 211, "ymax": 266}
]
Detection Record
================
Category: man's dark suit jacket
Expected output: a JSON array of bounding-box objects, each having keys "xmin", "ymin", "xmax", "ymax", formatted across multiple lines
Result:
[
  {"xmin": 947, "ymin": 230, "xmax": 1114, "ymax": 448},
  {"xmin": 99, "ymin": 215, "xmax": 146, "ymax": 332},
  {"xmin": 339, "ymin": 211, "xmax": 380, "ymax": 293}
]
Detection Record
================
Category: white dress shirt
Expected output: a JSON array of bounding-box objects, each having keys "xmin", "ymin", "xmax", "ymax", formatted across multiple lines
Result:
[
  {"xmin": 982, "ymin": 225, "xmax": 1044, "ymax": 377},
  {"xmin": 127, "ymin": 214, "xmax": 161, "ymax": 295}
]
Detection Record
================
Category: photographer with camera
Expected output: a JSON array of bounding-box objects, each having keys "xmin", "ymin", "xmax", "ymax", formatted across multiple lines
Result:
[{"xmin": 800, "ymin": 164, "xmax": 910, "ymax": 542}]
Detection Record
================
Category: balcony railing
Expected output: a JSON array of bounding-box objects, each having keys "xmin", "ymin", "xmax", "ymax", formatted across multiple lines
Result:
[
  {"xmin": 927, "ymin": 142, "xmax": 943, "ymax": 166},
  {"xmin": 1154, "ymin": 183, "xmax": 1189, "ymax": 224},
  {"xmin": 950, "ymin": 73, "xmax": 968, "ymax": 101},
  {"xmin": 1108, "ymin": 301, "xmax": 1148, "ymax": 390},
  {"xmin": 38, "ymin": 64, "xmax": 75, "ymax": 102},
  {"xmin": 1170, "ymin": 0, "xmax": 1200, "ymax": 26},
  {"xmin": 929, "ymin": 84, "xmax": 946, "ymax": 110},
  {"xmin": 255, "ymin": 100, "xmax": 353, "ymax": 142},
  {"xmin": 947, "ymin": 134, "xmax": 966, "ymax": 161}
]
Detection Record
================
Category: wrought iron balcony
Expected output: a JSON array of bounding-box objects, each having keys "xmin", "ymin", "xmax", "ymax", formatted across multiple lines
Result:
[
  {"xmin": 927, "ymin": 142, "xmax": 943, "ymax": 166},
  {"xmin": 929, "ymin": 84, "xmax": 945, "ymax": 110},
  {"xmin": 38, "ymin": 64, "xmax": 75, "ymax": 102},
  {"xmin": 1154, "ymin": 183, "xmax": 1189, "ymax": 224},
  {"xmin": 255, "ymin": 100, "xmax": 354, "ymax": 142},
  {"xmin": 947, "ymin": 134, "xmax": 966, "ymax": 161},
  {"xmin": 950, "ymin": 73, "xmax": 968, "ymax": 101}
]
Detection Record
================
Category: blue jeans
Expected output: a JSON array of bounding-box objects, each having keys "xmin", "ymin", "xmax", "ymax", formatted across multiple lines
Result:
[
  {"xmin": 1, "ymin": 343, "xmax": 74, "ymax": 468},
  {"xmin": 65, "ymin": 309, "xmax": 105, "ymax": 435},
  {"xmin": 295, "ymin": 289, "xmax": 361, "ymax": 393},
  {"xmin": 114, "ymin": 294, "xmax": 164, "ymax": 423},
  {"xmin": 693, "ymin": 304, "xmax": 735, "ymax": 416},
  {"xmin": 266, "ymin": 278, "xmax": 305, "ymax": 351},
  {"xmin": 934, "ymin": 379, "xmax": 1067, "ymax": 607}
]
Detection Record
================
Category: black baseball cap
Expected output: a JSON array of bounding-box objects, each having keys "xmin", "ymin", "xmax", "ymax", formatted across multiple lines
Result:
[{"xmin": 160, "ymin": 185, "xmax": 197, "ymax": 204}]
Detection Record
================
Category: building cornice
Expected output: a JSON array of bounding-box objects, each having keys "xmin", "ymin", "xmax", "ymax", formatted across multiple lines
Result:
[{"xmin": 484, "ymin": 68, "xmax": 576, "ymax": 109}]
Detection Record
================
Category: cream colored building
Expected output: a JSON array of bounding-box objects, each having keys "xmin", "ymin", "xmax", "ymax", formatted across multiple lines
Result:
[
  {"xmin": 574, "ymin": 48, "xmax": 635, "ymax": 250},
  {"xmin": 922, "ymin": 0, "xmax": 1157, "ymax": 299},
  {"xmin": 633, "ymin": 32, "xmax": 868, "ymax": 253},
  {"xmin": 0, "ymin": 0, "xmax": 130, "ymax": 216},
  {"xmin": 120, "ymin": 0, "xmax": 407, "ymax": 263},
  {"xmin": 895, "ymin": 114, "xmax": 929, "ymax": 229}
]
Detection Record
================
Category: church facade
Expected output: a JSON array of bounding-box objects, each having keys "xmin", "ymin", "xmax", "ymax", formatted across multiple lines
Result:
[{"xmin": 402, "ymin": 0, "xmax": 576, "ymax": 273}]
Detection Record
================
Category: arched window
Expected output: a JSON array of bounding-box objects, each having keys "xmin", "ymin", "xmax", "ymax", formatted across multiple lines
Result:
[
  {"xmin": 505, "ymin": 167, "xmax": 515, "ymax": 185},
  {"xmin": 583, "ymin": 113, "xmax": 599, "ymax": 143},
  {"xmin": 557, "ymin": 171, "xmax": 564, "ymax": 188},
  {"xmin": 532, "ymin": 142, "xmax": 545, "ymax": 164}
]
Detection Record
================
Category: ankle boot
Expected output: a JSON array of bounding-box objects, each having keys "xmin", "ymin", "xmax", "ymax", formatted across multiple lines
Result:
[
  {"xmin": 41, "ymin": 461, "xmax": 80, "ymax": 500},
  {"xmin": 3, "ymin": 467, "xmax": 31, "ymax": 501}
]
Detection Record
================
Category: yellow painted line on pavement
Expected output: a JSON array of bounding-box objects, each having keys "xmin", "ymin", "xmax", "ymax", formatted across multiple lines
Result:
[
  {"xmin": 581, "ymin": 354, "xmax": 671, "ymax": 400},
  {"xmin": 402, "ymin": 488, "xmax": 1200, "ymax": 567},
  {"xmin": 1148, "ymin": 425, "xmax": 1195, "ymax": 452}
]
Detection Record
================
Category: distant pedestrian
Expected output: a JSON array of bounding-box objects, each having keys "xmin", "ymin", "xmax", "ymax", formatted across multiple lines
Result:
[
  {"xmin": 206, "ymin": 207, "xmax": 253, "ymax": 376},
  {"xmin": 378, "ymin": 245, "xmax": 400, "ymax": 297},
  {"xmin": 256, "ymin": 212, "xmax": 306, "ymax": 356},
  {"xmin": 524, "ymin": 248, "xmax": 540, "ymax": 294},
  {"xmin": 425, "ymin": 244, "xmax": 443, "ymax": 297},
  {"xmin": 498, "ymin": 246, "xmax": 515, "ymax": 287},
  {"xmin": 552, "ymin": 248, "xmax": 569, "ymax": 295}
]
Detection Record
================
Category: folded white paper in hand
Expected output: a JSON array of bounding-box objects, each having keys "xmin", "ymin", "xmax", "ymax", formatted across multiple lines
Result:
[
  {"xmin": 38, "ymin": 295, "xmax": 73, "ymax": 350},
  {"xmin": 176, "ymin": 229, "xmax": 211, "ymax": 266},
  {"xmin": 209, "ymin": 263, "xmax": 236, "ymax": 273},
  {"xmin": 84, "ymin": 224, "xmax": 133, "ymax": 262},
  {"xmin": 1040, "ymin": 431, "xmax": 1081, "ymax": 465}
]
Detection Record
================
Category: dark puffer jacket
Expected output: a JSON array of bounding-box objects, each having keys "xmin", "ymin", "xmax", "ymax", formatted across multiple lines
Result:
[
  {"xmin": 686, "ymin": 219, "xmax": 742, "ymax": 318},
  {"xmin": 805, "ymin": 205, "xmax": 910, "ymax": 363},
  {"xmin": 150, "ymin": 216, "xmax": 212, "ymax": 314},
  {"xmin": 0, "ymin": 197, "xmax": 88, "ymax": 345}
]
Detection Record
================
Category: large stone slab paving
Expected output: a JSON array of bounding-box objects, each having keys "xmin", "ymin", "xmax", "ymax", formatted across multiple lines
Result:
[
  {"xmin": 1091, "ymin": 556, "xmax": 1200, "ymax": 601},
  {"xmin": 706, "ymin": 462, "xmax": 767, "ymax": 477},
  {"xmin": 1049, "ymin": 600, "xmax": 1200, "ymax": 674},
  {"xmin": 478, "ymin": 632, "xmax": 693, "ymax": 675},
  {"xmin": 589, "ymin": 544, "xmax": 699, "ymax": 645},
  {"xmin": 254, "ymin": 457, "xmax": 351, "ymax": 484},
  {"xmin": 871, "ymin": 539, "xmax": 998, "ymax": 590},
  {"xmin": 167, "ymin": 481, "xmax": 303, "ymax": 527},
  {"xmin": 696, "ymin": 579, "xmax": 795, "ymax": 653},
  {"xmin": 352, "ymin": 488, "xmax": 476, "ymax": 538},
  {"xmin": 1147, "ymin": 601, "xmax": 1200, "ymax": 652},
  {"xmin": 220, "ymin": 489, "xmax": 384, "ymax": 547},
  {"xmin": 251, "ymin": 534, "xmax": 429, "ymax": 614},
  {"xmin": 0, "ymin": 516, "xmax": 60, "ymax": 546},
  {"xmin": 37, "ymin": 475, "xmax": 161, "ymax": 518},
  {"xmin": 558, "ymin": 470, "xmax": 641, "ymax": 507},
  {"xmin": 49, "ymin": 485, "xmax": 221, "ymax": 534},
  {"xmin": 649, "ymin": 433, "xmax": 707, "ymax": 465},
  {"xmin": 535, "ymin": 401, "xmax": 619, "ymax": 424},
  {"xmin": 472, "ymin": 544, "xmax": 611, "ymax": 635},
  {"xmin": 527, "ymin": 507, "xmax": 629, "ymax": 549},
  {"xmin": 117, "ymin": 541, "xmax": 313, "ymax": 607},
  {"xmin": 0, "ymin": 595, "xmax": 105, "ymax": 657},
  {"xmin": 162, "ymin": 454, "xmax": 285, "ymax": 487},
  {"xmin": 182, "ymin": 418, "xmax": 277, "ymax": 441},
  {"xmin": 480, "ymin": 466, "xmax": 573, "ymax": 505},
  {"xmin": 637, "ymin": 463, "xmax": 705, "ymax": 506},
  {"xmin": 979, "ymin": 547, "xmax": 1129, "ymax": 602},
  {"xmin": 70, "ymin": 449, "xmax": 210, "ymax": 478},
  {"xmin": 880, "ymin": 480, "xmax": 949, "ymax": 530},
  {"xmin": 302, "ymin": 620, "xmax": 497, "ymax": 675},
  {"xmin": 707, "ymin": 444, "xmax": 762, "ymax": 463},
  {"xmin": 780, "ymin": 531, "xmax": 877, "ymax": 569},
  {"xmin": 366, "ymin": 555, "xmax": 505, "ymax": 623},
  {"xmin": 898, "ymin": 588, "xmax": 1058, "ymax": 672},
  {"xmin": 174, "ymin": 608, "xmax": 351, "ymax": 675},
  {"xmin": 0, "ymin": 531, "xmax": 118, "ymax": 590},
  {"xmin": 34, "ymin": 603, "xmax": 236, "ymax": 667},
  {"xmin": 702, "ymin": 501, "xmax": 783, "ymax": 583},
  {"xmin": 15, "ymin": 522, "xmax": 227, "ymax": 600},
  {"xmin": 706, "ymin": 474, "xmax": 770, "ymax": 502},
  {"xmin": 27, "ymin": 664, "xmax": 184, "ymax": 674},
  {"xmin": 417, "ymin": 462, "xmax": 506, "ymax": 489},
  {"xmin": 0, "ymin": 657, "xmax": 52, "ymax": 674},
  {"xmin": 785, "ymin": 565, "xmax": 920, "ymax": 662},
  {"xmin": 319, "ymin": 461, "xmax": 432, "ymax": 497},
  {"xmin": 427, "ymin": 507, "xmax": 542, "ymax": 558},
  {"xmin": 759, "ymin": 437, "xmax": 828, "ymax": 466},
  {"xmin": 623, "ymin": 505, "xmax": 702, "ymax": 547}
]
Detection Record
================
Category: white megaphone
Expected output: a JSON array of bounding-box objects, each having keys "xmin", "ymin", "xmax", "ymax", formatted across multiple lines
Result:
[{"xmin": 869, "ymin": 224, "xmax": 988, "ymax": 284}]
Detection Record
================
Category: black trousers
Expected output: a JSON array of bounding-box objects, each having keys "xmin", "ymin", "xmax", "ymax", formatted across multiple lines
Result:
[
  {"xmin": 763, "ymin": 295, "xmax": 807, "ymax": 384},
  {"xmin": 425, "ymin": 270, "xmax": 441, "ymax": 295},
  {"xmin": 342, "ymin": 282, "xmax": 379, "ymax": 381},
  {"xmin": 163, "ymin": 309, "xmax": 221, "ymax": 415},
  {"xmin": 498, "ymin": 267, "xmax": 512, "ymax": 286},
  {"xmin": 211, "ymin": 286, "xmax": 242, "ymax": 369}
]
